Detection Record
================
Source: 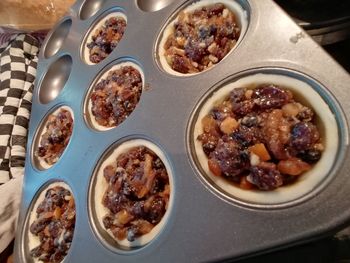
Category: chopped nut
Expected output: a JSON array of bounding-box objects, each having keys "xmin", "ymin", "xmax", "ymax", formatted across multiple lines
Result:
[
  {"xmin": 192, "ymin": 61, "xmax": 199, "ymax": 68},
  {"xmin": 202, "ymin": 115, "xmax": 218, "ymax": 133},
  {"xmin": 222, "ymin": 8, "xmax": 229, "ymax": 18},
  {"xmin": 282, "ymin": 103, "xmax": 302, "ymax": 117},
  {"xmin": 314, "ymin": 143, "xmax": 324, "ymax": 151},
  {"xmin": 208, "ymin": 42, "xmax": 218, "ymax": 54},
  {"xmin": 170, "ymin": 46, "xmax": 185, "ymax": 56},
  {"xmin": 165, "ymin": 55, "xmax": 172, "ymax": 65},
  {"xmin": 245, "ymin": 89, "xmax": 253, "ymax": 99},
  {"xmin": 209, "ymin": 55, "xmax": 219, "ymax": 63},
  {"xmin": 199, "ymin": 42, "xmax": 206, "ymax": 48},
  {"xmin": 250, "ymin": 153, "xmax": 260, "ymax": 166},
  {"xmin": 220, "ymin": 117, "xmax": 239, "ymax": 134},
  {"xmin": 176, "ymin": 37, "xmax": 185, "ymax": 46},
  {"xmin": 116, "ymin": 209, "xmax": 133, "ymax": 225}
]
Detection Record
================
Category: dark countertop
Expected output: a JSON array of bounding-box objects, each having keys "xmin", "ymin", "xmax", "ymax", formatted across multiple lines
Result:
[{"xmin": 325, "ymin": 39, "xmax": 350, "ymax": 73}]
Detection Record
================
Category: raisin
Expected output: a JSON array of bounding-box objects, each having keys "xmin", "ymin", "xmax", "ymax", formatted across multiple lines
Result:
[
  {"xmin": 252, "ymin": 85, "xmax": 292, "ymax": 110},
  {"xmin": 132, "ymin": 201, "xmax": 145, "ymax": 218},
  {"xmin": 127, "ymin": 226, "xmax": 137, "ymax": 242},
  {"xmin": 211, "ymin": 104, "xmax": 233, "ymax": 121},
  {"xmin": 185, "ymin": 39, "xmax": 206, "ymax": 63},
  {"xmin": 217, "ymin": 23, "xmax": 234, "ymax": 38},
  {"xmin": 48, "ymin": 221, "xmax": 61, "ymax": 238},
  {"xmin": 153, "ymin": 158, "xmax": 164, "ymax": 169},
  {"xmin": 290, "ymin": 122, "xmax": 320, "ymax": 151},
  {"xmin": 298, "ymin": 149, "xmax": 322, "ymax": 163},
  {"xmin": 63, "ymin": 231, "xmax": 73, "ymax": 243},
  {"xmin": 210, "ymin": 137, "xmax": 249, "ymax": 177},
  {"xmin": 198, "ymin": 133, "xmax": 218, "ymax": 156},
  {"xmin": 203, "ymin": 141, "xmax": 217, "ymax": 155},
  {"xmin": 103, "ymin": 215, "xmax": 114, "ymax": 229},
  {"xmin": 230, "ymin": 88, "xmax": 246, "ymax": 104},
  {"xmin": 231, "ymin": 126, "xmax": 260, "ymax": 148},
  {"xmin": 198, "ymin": 26, "xmax": 211, "ymax": 39},
  {"xmin": 147, "ymin": 197, "xmax": 165, "ymax": 224},
  {"xmin": 207, "ymin": 3, "xmax": 225, "ymax": 16},
  {"xmin": 172, "ymin": 55, "xmax": 191, "ymax": 73},
  {"xmin": 247, "ymin": 164, "xmax": 283, "ymax": 190},
  {"xmin": 241, "ymin": 115, "xmax": 259, "ymax": 127}
]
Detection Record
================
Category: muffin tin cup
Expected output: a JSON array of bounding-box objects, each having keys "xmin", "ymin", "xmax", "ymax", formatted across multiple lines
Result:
[
  {"xmin": 43, "ymin": 18, "xmax": 72, "ymax": 59},
  {"xmin": 32, "ymin": 105, "xmax": 74, "ymax": 171},
  {"xmin": 20, "ymin": 181, "xmax": 75, "ymax": 263},
  {"xmin": 81, "ymin": 9, "xmax": 127, "ymax": 65},
  {"xmin": 79, "ymin": 0, "xmax": 107, "ymax": 20},
  {"xmin": 137, "ymin": 0, "xmax": 177, "ymax": 12},
  {"xmin": 15, "ymin": 0, "xmax": 350, "ymax": 262},
  {"xmin": 89, "ymin": 138, "xmax": 174, "ymax": 252},
  {"xmin": 37, "ymin": 55, "xmax": 73, "ymax": 104},
  {"xmin": 84, "ymin": 60, "xmax": 145, "ymax": 131},
  {"xmin": 157, "ymin": 0, "xmax": 250, "ymax": 77},
  {"xmin": 189, "ymin": 68, "xmax": 340, "ymax": 207}
]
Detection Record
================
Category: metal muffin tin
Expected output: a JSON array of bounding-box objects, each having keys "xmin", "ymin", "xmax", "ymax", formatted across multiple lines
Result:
[{"xmin": 14, "ymin": 0, "xmax": 350, "ymax": 262}]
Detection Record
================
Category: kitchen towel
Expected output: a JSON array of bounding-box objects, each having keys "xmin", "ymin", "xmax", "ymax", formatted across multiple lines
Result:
[{"xmin": 0, "ymin": 33, "xmax": 39, "ymax": 253}]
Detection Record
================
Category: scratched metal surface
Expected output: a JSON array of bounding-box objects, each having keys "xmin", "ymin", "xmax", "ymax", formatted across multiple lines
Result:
[{"xmin": 14, "ymin": 0, "xmax": 350, "ymax": 262}]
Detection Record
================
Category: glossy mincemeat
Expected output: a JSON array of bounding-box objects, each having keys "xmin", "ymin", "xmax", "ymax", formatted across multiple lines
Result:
[
  {"xmin": 102, "ymin": 146, "xmax": 170, "ymax": 242},
  {"xmin": 90, "ymin": 66, "xmax": 142, "ymax": 128},
  {"xmin": 37, "ymin": 109, "xmax": 73, "ymax": 166},
  {"xmin": 29, "ymin": 186, "xmax": 75, "ymax": 263},
  {"xmin": 197, "ymin": 84, "xmax": 324, "ymax": 190},
  {"xmin": 87, "ymin": 17, "xmax": 126, "ymax": 63},
  {"xmin": 163, "ymin": 3, "xmax": 240, "ymax": 74}
]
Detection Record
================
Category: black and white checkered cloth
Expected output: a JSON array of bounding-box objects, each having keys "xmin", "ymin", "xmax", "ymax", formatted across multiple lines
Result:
[
  {"xmin": 0, "ymin": 33, "xmax": 39, "ymax": 254},
  {"xmin": 0, "ymin": 34, "xmax": 38, "ymax": 184}
]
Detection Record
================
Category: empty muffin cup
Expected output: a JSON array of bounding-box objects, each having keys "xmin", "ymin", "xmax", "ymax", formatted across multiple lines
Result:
[
  {"xmin": 191, "ymin": 70, "xmax": 339, "ymax": 206},
  {"xmin": 81, "ymin": 10, "xmax": 127, "ymax": 64},
  {"xmin": 157, "ymin": 0, "xmax": 249, "ymax": 76},
  {"xmin": 84, "ymin": 61, "xmax": 144, "ymax": 131},
  {"xmin": 80, "ymin": 0, "xmax": 107, "ymax": 20},
  {"xmin": 43, "ymin": 18, "xmax": 72, "ymax": 58},
  {"xmin": 137, "ymin": 0, "xmax": 176, "ymax": 12},
  {"xmin": 89, "ymin": 139, "xmax": 174, "ymax": 250},
  {"xmin": 25, "ymin": 181, "xmax": 76, "ymax": 263},
  {"xmin": 38, "ymin": 55, "xmax": 72, "ymax": 104},
  {"xmin": 33, "ymin": 106, "xmax": 74, "ymax": 170}
]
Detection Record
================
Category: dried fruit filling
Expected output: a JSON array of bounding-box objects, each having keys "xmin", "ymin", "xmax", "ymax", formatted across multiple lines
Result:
[
  {"xmin": 87, "ymin": 17, "xmax": 126, "ymax": 63},
  {"xmin": 30, "ymin": 186, "xmax": 75, "ymax": 263},
  {"xmin": 37, "ymin": 109, "xmax": 73, "ymax": 166},
  {"xmin": 197, "ymin": 84, "xmax": 324, "ymax": 190},
  {"xmin": 164, "ymin": 3, "xmax": 240, "ymax": 74},
  {"xmin": 102, "ymin": 146, "xmax": 170, "ymax": 242},
  {"xmin": 90, "ymin": 66, "xmax": 142, "ymax": 128}
]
